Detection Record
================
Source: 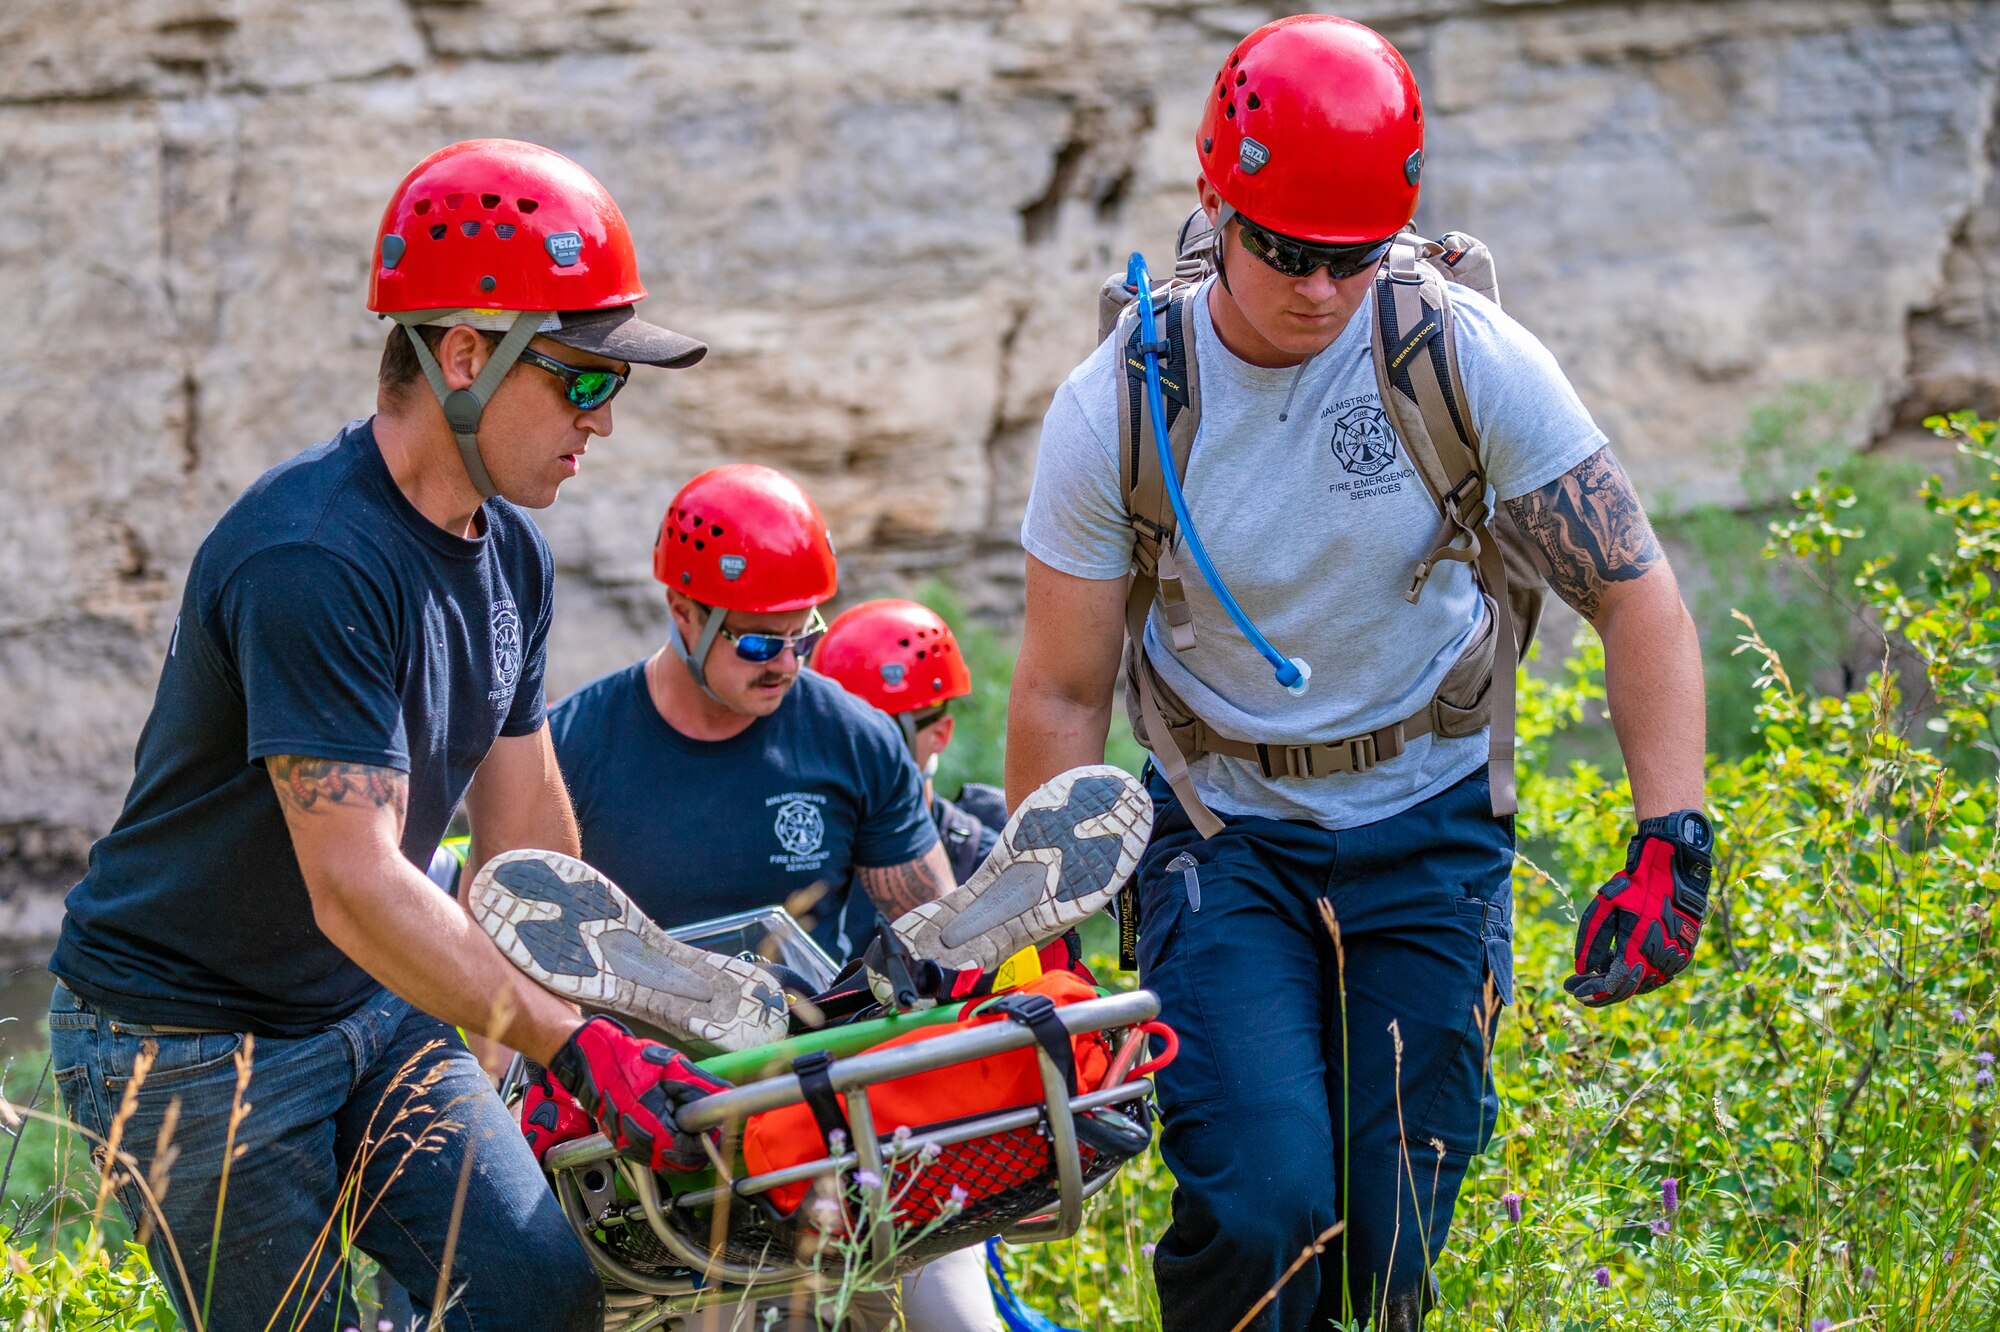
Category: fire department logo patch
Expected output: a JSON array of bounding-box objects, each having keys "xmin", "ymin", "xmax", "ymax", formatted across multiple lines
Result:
[
  {"xmin": 490, "ymin": 600, "xmax": 523, "ymax": 694},
  {"xmin": 1329, "ymin": 405, "xmax": 1399, "ymax": 478},
  {"xmin": 774, "ymin": 799, "xmax": 825, "ymax": 857}
]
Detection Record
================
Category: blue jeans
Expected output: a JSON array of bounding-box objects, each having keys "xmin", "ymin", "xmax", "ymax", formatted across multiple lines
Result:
[
  {"xmin": 48, "ymin": 983, "xmax": 601, "ymax": 1332},
  {"xmin": 1137, "ymin": 769, "xmax": 1515, "ymax": 1331}
]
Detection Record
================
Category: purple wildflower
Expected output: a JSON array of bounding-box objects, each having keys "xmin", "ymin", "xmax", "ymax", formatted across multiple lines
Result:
[
  {"xmin": 919, "ymin": 1140, "xmax": 942, "ymax": 1163},
  {"xmin": 1500, "ymin": 1191, "xmax": 1522, "ymax": 1223},
  {"xmin": 1662, "ymin": 1176, "xmax": 1680, "ymax": 1215},
  {"xmin": 1860, "ymin": 1264, "xmax": 1876, "ymax": 1286},
  {"xmin": 853, "ymin": 1169, "xmax": 882, "ymax": 1190},
  {"xmin": 893, "ymin": 1124, "xmax": 913, "ymax": 1146},
  {"xmin": 808, "ymin": 1195, "xmax": 841, "ymax": 1226},
  {"xmin": 1592, "ymin": 1266, "xmax": 1610, "ymax": 1289},
  {"xmin": 1978, "ymin": 1068, "xmax": 1994, "ymax": 1088},
  {"xmin": 828, "ymin": 1128, "xmax": 848, "ymax": 1153},
  {"xmin": 1952, "ymin": 1007, "xmax": 1968, "ymax": 1024},
  {"xmin": 1811, "ymin": 1321, "xmax": 1831, "ymax": 1332},
  {"xmin": 1142, "ymin": 1242, "xmax": 1158, "ymax": 1258},
  {"xmin": 1650, "ymin": 1218, "xmax": 1671, "ymax": 1238},
  {"xmin": 1979, "ymin": 1051, "xmax": 1996, "ymax": 1066},
  {"xmin": 948, "ymin": 1184, "xmax": 970, "ymax": 1211},
  {"xmin": 379, "ymin": 1322, "xmax": 396, "ymax": 1332}
]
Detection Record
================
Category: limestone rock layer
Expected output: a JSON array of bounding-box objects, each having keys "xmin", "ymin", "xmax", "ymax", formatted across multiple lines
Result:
[{"xmin": 1, "ymin": 0, "xmax": 1997, "ymax": 876}]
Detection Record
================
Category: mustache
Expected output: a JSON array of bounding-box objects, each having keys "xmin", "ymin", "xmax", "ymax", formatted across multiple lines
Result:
[{"xmin": 750, "ymin": 671, "xmax": 793, "ymax": 689}]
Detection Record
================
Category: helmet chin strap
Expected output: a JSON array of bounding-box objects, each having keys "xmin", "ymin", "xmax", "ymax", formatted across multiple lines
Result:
[
  {"xmin": 1212, "ymin": 202, "xmax": 1238, "ymax": 296},
  {"xmin": 393, "ymin": 308, "xmax": 545, "ymax": 500},
  {"xmin": 667, "ymin": 603, "xmax": 731, "ymax": 706}
]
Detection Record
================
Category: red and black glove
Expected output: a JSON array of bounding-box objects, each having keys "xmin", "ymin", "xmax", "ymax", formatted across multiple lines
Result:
[
  {"xmin": 1566, "ymin": 809, "xmax": 1714, "ymax": 1008},
  {"xmin": 548, "ymin": 1016, "xmax": 732, "ymax": 1173},
  {"xmin": 519, "ymin": 1062, "xmax": 593, "ymax": 1164}
]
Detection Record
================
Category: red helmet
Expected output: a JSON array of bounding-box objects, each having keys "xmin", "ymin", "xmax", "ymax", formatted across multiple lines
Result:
[
  {"xmin": 368, "ymin": 138, "xmax": 646, "ymax": 315},
  {"xmin": 814, "ymin": 600, "xmax": 972, "ymax": 715},
  {"xmin": 1196, "ymin": 16, "xmax": 1424, "ymax": 245},
  {"xmin": 653, "ymin": 464, "xmax": 838, "ymax": 613}
]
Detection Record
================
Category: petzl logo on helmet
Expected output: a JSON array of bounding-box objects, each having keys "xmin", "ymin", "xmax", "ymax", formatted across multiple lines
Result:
[
  {"xmin": 545, "ymin": 232, "xmax": 583, "ymax": 266},
  {"xmin": 719, "ymin": 555, "xmax": 747, "ymax": 581},
  {"xmin": 1240, "ymin": 138, "xmax": 1271, "ymax": 175},
  {"xmin": 880, "ymin": 662, "xmax": 907, "ymax": 687},
  {"xmin": 1404, "ymin": 150, "xmax": 1424, "ymax": 186}
]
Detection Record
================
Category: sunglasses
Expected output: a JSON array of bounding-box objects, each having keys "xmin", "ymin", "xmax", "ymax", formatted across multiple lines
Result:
[
  {"xmin": 910, "ymin": 702, "xmax": 951, "ymax": 731},
  {"xmin": 517, "ymin": 346, "xmax": 628, "ymax": 411},
  {"xmin": 1235, "ymin": 214, "xmax": 1395, "ymax": 282},
  {"xmin": 715, "ymin": 607, "xmax": 828, "ymax": 664}
]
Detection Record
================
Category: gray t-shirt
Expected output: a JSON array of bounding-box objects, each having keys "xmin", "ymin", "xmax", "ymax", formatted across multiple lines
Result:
[{"xmin": 1021, "ymin": 277, "xmax": 1606, "ymax": 829}]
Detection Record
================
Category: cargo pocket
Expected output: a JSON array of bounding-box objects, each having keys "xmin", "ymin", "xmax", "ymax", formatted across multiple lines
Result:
[{"xmin": 1431, "ymin": 594, "xmax": 1499, "ymax": 740}]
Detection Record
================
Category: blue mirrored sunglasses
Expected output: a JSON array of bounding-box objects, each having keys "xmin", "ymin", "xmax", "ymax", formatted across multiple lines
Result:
[{"xmin": 716, "ymin": 607, "xmax": 828, "ymax": 663}]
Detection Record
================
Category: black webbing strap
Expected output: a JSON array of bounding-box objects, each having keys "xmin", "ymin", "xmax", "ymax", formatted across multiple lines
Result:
[
  {"xmin": 1123, "ymin": 291, "xmax": 1192, "ymax": 481},
  {"xmin": 791, "ymin": 1050, "xmax": 847, "ymax": 1152},
  {"xmin": 985, "ymin": 993, "xmax": 1078, "ymax": 1096},
  {"xmin": 1118, "ymin": 883, "xmax": 1139, "ymax": 971}
]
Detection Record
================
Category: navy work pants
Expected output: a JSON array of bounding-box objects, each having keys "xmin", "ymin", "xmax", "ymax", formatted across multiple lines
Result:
[{"xmin": 1137, "ymin": 769, "xmax": 1515, "ymax": 1331}]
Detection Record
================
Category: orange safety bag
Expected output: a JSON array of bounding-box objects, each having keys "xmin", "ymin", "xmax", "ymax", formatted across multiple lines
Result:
[{"xmin": 742, "ymin": 970, "xmax": 1155, "ymax": 1223}]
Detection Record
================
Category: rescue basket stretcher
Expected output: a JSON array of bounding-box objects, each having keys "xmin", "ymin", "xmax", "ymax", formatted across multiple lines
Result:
[{"xmin": 536, "ymin": 985, "xmax": 1165, "ymax": 1325}]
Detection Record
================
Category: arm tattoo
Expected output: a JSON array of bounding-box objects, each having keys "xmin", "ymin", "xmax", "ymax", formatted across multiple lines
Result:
[
  {"xmin": 267, "ymin": 755, "xmax": 407, "ymax": 816},
  {"xmin": 1502, "ymin": 445, "xmax": 1662, "ymax": 621},
  {"xmin": 857, "ymin": 845, "xmax": 953, "ymax": 919}
]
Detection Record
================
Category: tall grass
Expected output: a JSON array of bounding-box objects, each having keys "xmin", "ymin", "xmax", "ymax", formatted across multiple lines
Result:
[{"xmin": 6, "ymin": 412, "xmax": 2000, "ymax": 1329}]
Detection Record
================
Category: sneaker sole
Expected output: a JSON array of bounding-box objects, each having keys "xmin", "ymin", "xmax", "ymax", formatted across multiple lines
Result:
[
  {"xmin": 470, "ymin": 849, "xmax": 791, "ymax": 1054},
  {"xmin": 891, "ymin": 765, "xmax": 1152, "ymax": 973}
]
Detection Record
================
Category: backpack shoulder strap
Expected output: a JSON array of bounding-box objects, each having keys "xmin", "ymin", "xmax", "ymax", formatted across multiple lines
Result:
[
  {"xmin": 1117, "ymin": 289, "xmax": 1201, "ymax": 653},
  {"xmin": 1370, "ymin": 240, "xmax": 1522, "ymax": 816}
]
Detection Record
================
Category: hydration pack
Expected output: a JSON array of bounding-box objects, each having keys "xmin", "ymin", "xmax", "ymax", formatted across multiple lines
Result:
[{"xmin": 1094, "ymin": 212, "xmax": 1548, "ymax": 838}]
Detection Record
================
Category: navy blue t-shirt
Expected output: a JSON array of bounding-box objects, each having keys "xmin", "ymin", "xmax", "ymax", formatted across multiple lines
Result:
[
  {"xmin": 549, "ymin": 665, "xmax": 937, "ymax": 961},
  {"xmin": 50, "ymin": 419, "xmax": 553, "ymax": 1035}
]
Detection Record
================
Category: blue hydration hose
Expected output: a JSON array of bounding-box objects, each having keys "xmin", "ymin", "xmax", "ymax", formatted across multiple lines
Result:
[
  {"xmin": 1127, "ymin": 253, "xmax": 1310, "ymax": 696},
  {"xmin": 986, "ymin": 1238, "xmax": 1082, "ymax": 1332}
]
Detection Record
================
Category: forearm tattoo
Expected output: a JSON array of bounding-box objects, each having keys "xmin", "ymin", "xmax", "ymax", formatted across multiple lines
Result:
[
  {"xmin": 858, "ymin": 846, "xmax": 953, "ymax": 919},
  {"xmin": 267, "ymin": 756, "xmax": 407, "ymax": 815},
  {"xmin": 1502, "ymin": 445, "xmax": 1662, "ymax": 621}
]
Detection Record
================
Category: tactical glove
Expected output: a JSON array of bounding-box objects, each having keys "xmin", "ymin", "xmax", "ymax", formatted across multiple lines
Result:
[
  {"xmin": 1566, "ymin": 809, "xmax": 1714, "ymax": 1007},
  {"xmin": 519, "ymin": 1062, "xmax": 593, "ymax": 1164},
  {"xmin": 549, "ymin": 1016, "xmax": 732, "ymax": 1173}
]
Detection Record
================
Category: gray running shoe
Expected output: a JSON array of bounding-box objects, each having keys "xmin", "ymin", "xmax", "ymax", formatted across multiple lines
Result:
[
  {"xmin": 890, "ymin": 765, "xmax": 1152, "ymax": 973},
  {"xmin": 470, "ymin": 849, "xmax": 791, "ymax": 1054}
]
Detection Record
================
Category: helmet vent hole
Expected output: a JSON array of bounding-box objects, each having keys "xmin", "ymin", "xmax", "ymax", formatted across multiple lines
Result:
[
  {"xmin": 414, "ymin": 199, "xmax": 431, "ymax": 215},
  {"xmin": 899, "ymin": 638, "xmax": 911, "ymax": 648},
  {"xmin": 1235, "ymin": 71, "xmax": 1246, "ymax": 87},
  {"xmin": 710, "ymin": 525, "xmax": 724, "ymax": 537},
  {"xmin": 446, "ymin": 193, "xmax": 465, "ymax": 209},
  {"xmin": 428, "ymin": 224, "xmax": 447, "ymax": 240},
  {"xmin": 1225, "ymin": 102, "xmax": 1235, "ymax": 119},
  {"xmin": 1230, "ymin": 53, "xmax": 1240, "ymax": 67},
  {"xmin": 694, "ymin": 539, "xmax": 705, "ymax": 551},
  {"xmin": 481, "ymin": 193, "xmax": 501, "ymax": 209},
  {"xmin": 1203, "ymin": 137, "xmax": 1213, "ymax": 153},
  {"xmin": 916, "ymin": 649, "xmax": 926, "ymax": 660},
  {"xmin": 495, "ymin": 223, "xmax": 516, "ymax": 239},
  {"xmin": 460, "ymin": 221, "xmax": 480, "ymax": 237},
  {"xmin": 518, "ymin": 198, "xmax": 539, "ymax": 213},
  {"xmin": 1246, "ymin": 92, "xmax": 1260, "ymax": 110},
  {"xmin": 1217, "ymin": 85, "xmax": 1226, "ymax": 101}
]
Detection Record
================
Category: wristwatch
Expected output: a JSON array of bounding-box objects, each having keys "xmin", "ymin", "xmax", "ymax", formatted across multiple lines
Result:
[{"xmin": 1635, "ymin": 808, "xmax": 1714, "ymax": 891}]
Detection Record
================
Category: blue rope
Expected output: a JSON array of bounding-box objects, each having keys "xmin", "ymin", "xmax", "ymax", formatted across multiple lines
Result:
[
  {"xmin": 1126, "ymin": 253, "xmax": 1309, "ymax": 695},
  {"xmin": 985, "ymin": 1238, "xmax": 1082, "ymax": 1332}
]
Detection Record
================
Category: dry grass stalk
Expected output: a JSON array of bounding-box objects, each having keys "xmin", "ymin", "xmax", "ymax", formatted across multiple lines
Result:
[
  {"xmin": 426, "ymin": 1131, "xmax": 478, "ymax": 1319},
  {"xmin": 1225, "ymin": 1220, "xmax": 1346, "ymax": 1332},
  {"xmin": 202, "ymin": 1034, "xmax": 256, "ymax": 1327},
  {"xmin": 138, "ymin": 1094, "xmax": 183, "ymax": 1245},
  {"xmin": 89, "ymin": 1038, "xmax": 156, "ymax": 1233}
]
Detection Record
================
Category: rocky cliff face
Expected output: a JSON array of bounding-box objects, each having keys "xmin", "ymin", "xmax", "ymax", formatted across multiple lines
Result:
[{"xmin": 2, "ymin": 0, "xmax": 1996, "ymax": 905}]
